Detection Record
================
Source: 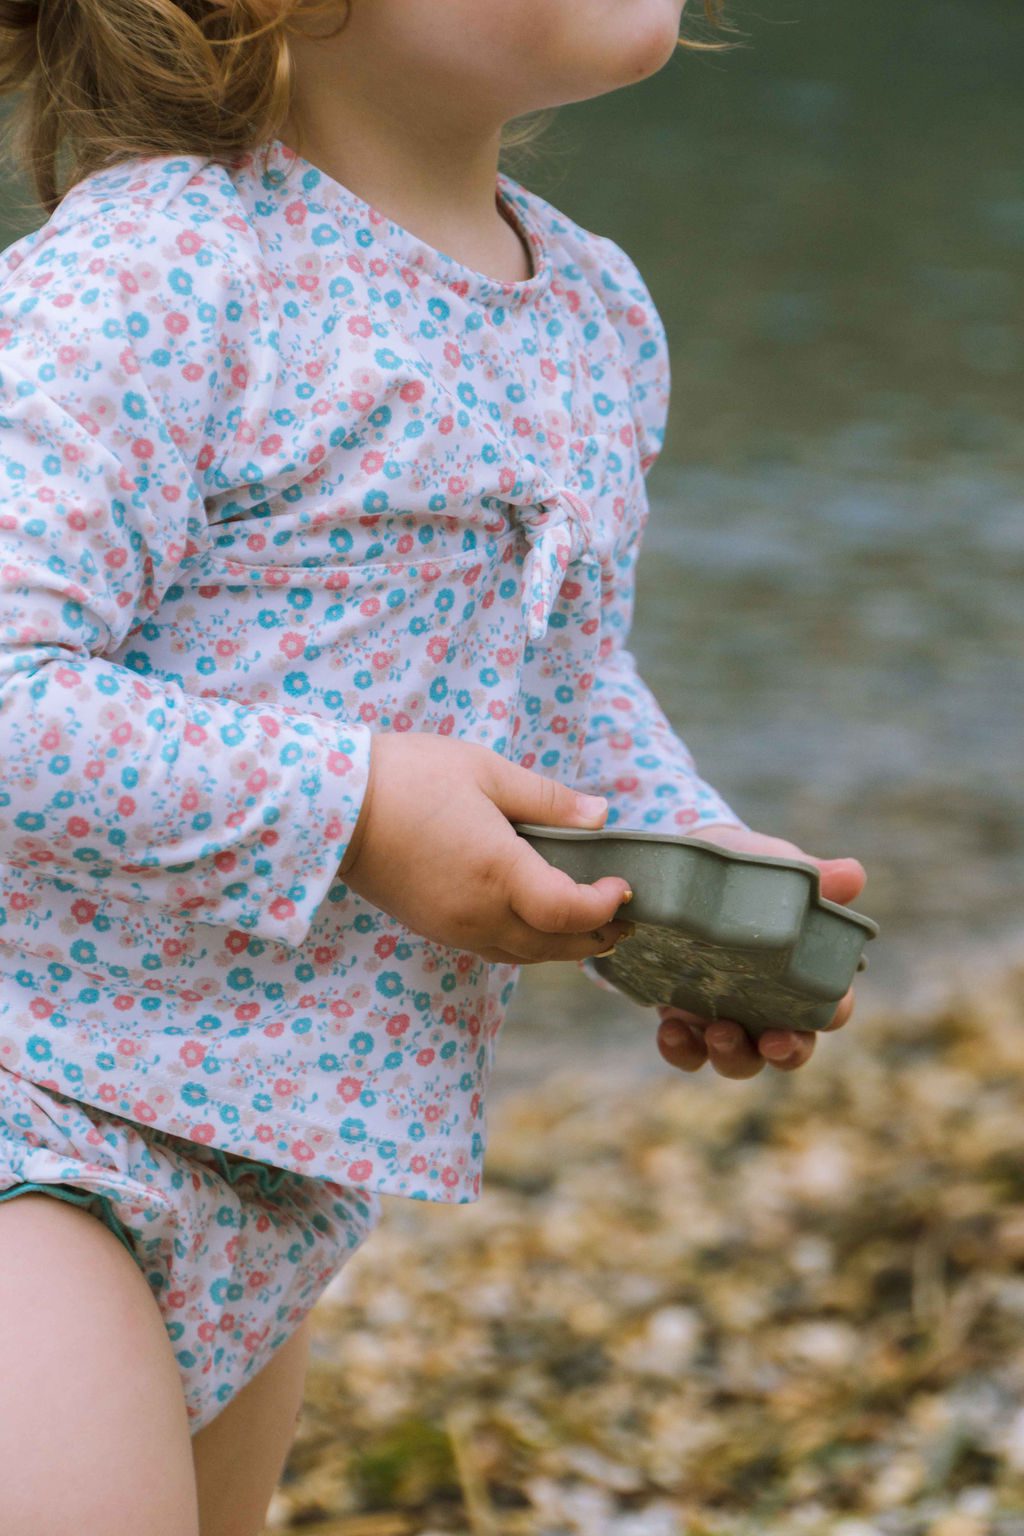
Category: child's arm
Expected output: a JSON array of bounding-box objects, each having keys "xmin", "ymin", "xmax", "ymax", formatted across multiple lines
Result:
[
  {"xmin": 573, "ymin": 235, "xmax": 744, "ymax": 839},
  {"xmin": 572, "ymin": 236, "xmax": 746, "ymax": 993},
  {"xmin": 574, "ymin": 579, "xmax": 867, "ymax": 1065},
  {"xmin": 0, "ymin": 206, "xmax": 370, "ymax": 948},
  {"xmin": 570, "ymin": 239, "xmax": 868, "ymax": 1069}
]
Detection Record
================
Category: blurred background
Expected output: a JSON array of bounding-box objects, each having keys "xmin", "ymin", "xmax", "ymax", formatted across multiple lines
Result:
[{"xmin": 3, "ymin": 2, "xmax": 1023, "ymax": 1531}]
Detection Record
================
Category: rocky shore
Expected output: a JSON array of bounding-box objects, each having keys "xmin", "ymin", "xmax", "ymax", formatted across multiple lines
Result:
[{"xmin": 265, "ymin": 962, "xmax": 1024, "ymax": 1536}]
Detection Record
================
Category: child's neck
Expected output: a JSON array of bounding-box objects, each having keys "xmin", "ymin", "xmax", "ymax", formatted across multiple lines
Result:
[{"xmin": 278, "ymin": 93, "xmax": 532, "ymax": 284}]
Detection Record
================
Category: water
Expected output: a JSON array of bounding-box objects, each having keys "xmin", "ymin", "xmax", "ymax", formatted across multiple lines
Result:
[{"xmin": 1, "ymin": 0, "xmax": 1021, "ymax": 1082}]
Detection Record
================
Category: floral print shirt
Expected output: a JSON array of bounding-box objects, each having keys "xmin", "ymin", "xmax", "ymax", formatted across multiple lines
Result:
[{"xmin": 0, "ymin": 139, "xmax": 741, "ymax": 1203}]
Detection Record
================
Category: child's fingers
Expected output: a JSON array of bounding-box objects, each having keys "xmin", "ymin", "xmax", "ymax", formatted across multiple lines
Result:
[
  {"xmin": 658, "ymin": 1009, "xmax": 767, "ymax": 1078},
  {"xmin": 659, "ymin": 984, "xmax": 854, "ymax": 1079},
  {"xmin": 758, "ymin": 1029, "xmax": 817, "ymax": 1070},
  {"xmin": 821, "ymin": 985, "xmax": 856, "ymax": 1032},
  {"xmin": 506, "ymin": 842, "xmax": 630, "ymax": 935},
  {"xmin": 815, "ymin": 856, "xmax": 867, "ymax": 906},
  {"xmin": 656, "ymin": 1015, "xmax": 709, "ymax": 1072},
  {"xmin": 494, "ymin": 912, "xmax": 634, "ymax": 963},
  {"xmin": 703, "ymin": 1020, "xmax": 766, "ymax": 1078}
]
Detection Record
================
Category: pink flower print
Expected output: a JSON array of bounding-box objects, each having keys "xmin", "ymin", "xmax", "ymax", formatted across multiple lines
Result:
[
  {"xmin": 296, "ymin": 254, "xmax": 321, "ymax": 294},
  {"xmin": 543, "ymin": 407, "xmax": 567, "ymax": 435},
  {"xmin": 352, "ymin": 366, "xmax": 382, "ymax": 395},
  {"xmin": 267, "ymin": 896, "xmax": 297, "ymax": 924},
  {"xmin": 673, "ymin": 807, "xmax": 703, "ymax": 829}
]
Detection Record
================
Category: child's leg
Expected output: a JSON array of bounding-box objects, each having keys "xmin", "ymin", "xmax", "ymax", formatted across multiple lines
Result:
[
  {"xmin": 191, "ymin": 1310, "xmax": 314, "ymax": 1536},
  {"xmin": 0, "ymin": 1192, "xmax": 200, "ymax": 1536}
]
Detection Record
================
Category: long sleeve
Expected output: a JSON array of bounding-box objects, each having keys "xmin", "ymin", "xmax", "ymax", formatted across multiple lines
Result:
[
  {"xmin": 573, "ymin": 238, "xmax": 746, "ymax": 995},
  {"xmin": 0, "ymin": 204, "xmax": 371, "ymax": 949},
  {"xmin": 574, "ymin": 236, "xmax": 745, "ymax": 836}
]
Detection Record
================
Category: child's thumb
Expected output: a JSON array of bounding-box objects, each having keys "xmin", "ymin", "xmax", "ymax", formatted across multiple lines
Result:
[
  {"xmin": 814, "ymin": 856, "xmax": 867, "ymax": 905},
  {"xmin": 492, "ymin": 758, "xmax": 609, "ymax": 830}
]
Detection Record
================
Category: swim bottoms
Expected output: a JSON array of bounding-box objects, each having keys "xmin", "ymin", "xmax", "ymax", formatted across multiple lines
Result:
[{"xmin": 0, "ymin": 1065, "xmax": 381, "ymax": 1434}]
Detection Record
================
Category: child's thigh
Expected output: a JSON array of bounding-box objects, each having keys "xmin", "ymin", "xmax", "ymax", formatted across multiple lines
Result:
[
  {"xmin": 191, "ymin": 1310, "xmax": 314, "ymax": 1536},
  {"xmin": 0, "ymin": 1192, "xmax": 200, "ymax": 1536}
]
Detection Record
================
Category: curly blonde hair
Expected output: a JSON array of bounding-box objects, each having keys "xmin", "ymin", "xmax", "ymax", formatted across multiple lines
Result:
[{"xmin": 0, "ymin": 0, "xmax": 727, "ymax": 219}]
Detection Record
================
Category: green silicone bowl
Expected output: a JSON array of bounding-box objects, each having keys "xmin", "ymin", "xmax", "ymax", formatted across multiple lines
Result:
[{"xmin": 512, "ymin": 824, "xmax": 879, "ymax": 1036}]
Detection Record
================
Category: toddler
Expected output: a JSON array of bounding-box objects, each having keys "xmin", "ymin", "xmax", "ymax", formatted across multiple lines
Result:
[{"xmin": 0, "ymin": 1, "xmax": 866, "ymax": 1531}]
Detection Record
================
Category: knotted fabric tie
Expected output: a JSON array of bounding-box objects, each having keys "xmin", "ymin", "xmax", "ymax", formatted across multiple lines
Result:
[{"xmin": 519, "ymin": 487, "xmax": 597, "ymax": 642}]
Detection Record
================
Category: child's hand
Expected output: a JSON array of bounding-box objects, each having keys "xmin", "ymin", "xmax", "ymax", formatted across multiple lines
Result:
[
  {"xmin": 339, "ymin": 732, "xmax": 635, "ymax": 964},
  {"xmin": 654, "ymin": 824, "xmax": 867, "ymax": 1079}
]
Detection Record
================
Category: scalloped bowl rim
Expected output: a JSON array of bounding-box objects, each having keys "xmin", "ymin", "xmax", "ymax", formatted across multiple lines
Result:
[{"xmin": 512, "ymin": 822, "xmax": 879, "ymax": 940}]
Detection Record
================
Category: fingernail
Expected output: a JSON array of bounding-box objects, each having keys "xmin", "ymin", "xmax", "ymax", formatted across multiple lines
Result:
[
  {"xmin": 620, "ymin": 888, "xmax": 634, "ymax": 904},
  {"xmin": 595, "ymin": 944, "xmax": 617, "ymax": 957},
  {"xmin": 760, "ymin": 1036, "xmax": 793, "ymax": 1060},
  {"xmin": 576, "ymin": 794, "xmax": 607, "ymax": 818},
  {"xmin": 661, "ymin": 1022, "xmax": 687, "ymax": 1047},
  {"xmin": 708, "ymin": 1024, "xmax": 740, "ymax": 1052}
]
